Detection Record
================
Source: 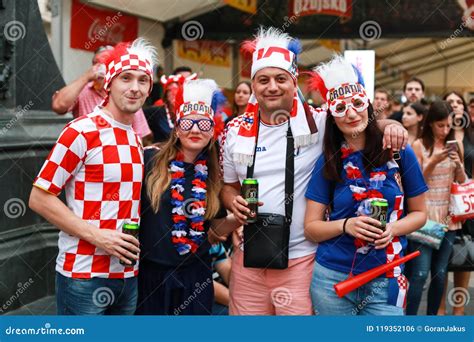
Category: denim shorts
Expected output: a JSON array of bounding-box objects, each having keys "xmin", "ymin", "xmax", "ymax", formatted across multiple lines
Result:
[
  {"xmin": 56, "ymin": 272, "xmax": 137, "ymax": 315},
  {"xmin": 310, "ymin": 262, "xmax": 403, "ymax": 316}
]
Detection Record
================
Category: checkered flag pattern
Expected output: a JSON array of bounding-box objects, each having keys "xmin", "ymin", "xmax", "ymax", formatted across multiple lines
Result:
[
  {"xmin": 33, "ymin": 108, "xmax": 144, "ymax": 279},
  {"xmin": 104, "ymin": 54, "xmax": 153, "ymax": 91}
]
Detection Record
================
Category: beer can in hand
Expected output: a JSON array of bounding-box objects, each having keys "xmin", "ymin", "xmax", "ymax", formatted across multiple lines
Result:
[
  {"xmin": 120, "ymin": 222, "xmax": 139, "ymax": 266},
  {"xmin": 370, "ymin": 198, "xmax": 388, "ymax": 231},
  {"xmin": 242, "ymin": 178, "xmax": 258, "ymax": 224}
]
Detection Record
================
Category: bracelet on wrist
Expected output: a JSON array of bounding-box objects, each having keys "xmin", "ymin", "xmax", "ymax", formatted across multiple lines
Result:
[{"xmin": 342, "ymin": 217, "xmax": 350, "ymax": 234}]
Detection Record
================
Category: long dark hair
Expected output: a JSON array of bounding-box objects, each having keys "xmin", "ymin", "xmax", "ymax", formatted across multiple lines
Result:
[
  {"xmin": 232, "ymin": 81, "xmax": 252, "ymax": 116},
  {"xmin": 442, "ymin": 91, "xmax": 470, "ymax": 132},
  {"xmin": 420, "ymin": 100, "xmax": 455, "ymax": 157},
  {"xmin": 407, "ymin": 102, "xmax": 427, "ymax": 139},
  {"xmin": 323, "ymin": 103, "xmax": 391, "ymax": 182}
]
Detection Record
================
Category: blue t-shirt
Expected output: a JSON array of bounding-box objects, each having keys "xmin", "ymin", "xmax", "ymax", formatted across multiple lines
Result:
[{"xmin": 305, "ymin": 145, "xmax": 428, "ymax": 275}]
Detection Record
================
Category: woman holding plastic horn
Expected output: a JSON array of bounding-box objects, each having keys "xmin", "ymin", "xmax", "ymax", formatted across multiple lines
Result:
[
  {"xmin": 304, "ymin": 55, "xmax": 428, "ymax": 315},
  {"xmin": 136, "ymin": 79, "xmax": 240, "ymax": 315}
]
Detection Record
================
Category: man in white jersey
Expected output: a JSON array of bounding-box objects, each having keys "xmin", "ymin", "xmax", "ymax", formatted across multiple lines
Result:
[
  {"xmin": 29, "ymin": 38, "xmax": 158, "ymax": 315},
  {"xmin": 220, "ymin": 27, "xmax": 407, "ymax": 315}
]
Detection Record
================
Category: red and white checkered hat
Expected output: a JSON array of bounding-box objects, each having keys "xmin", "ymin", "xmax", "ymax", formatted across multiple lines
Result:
[
  {"xmin": 99, "ymin": 38, "xmax": 158, "ymax": 93},
  {"xmin": 160, "ymin": 73, "xmax": 197, "ymax": 91}
]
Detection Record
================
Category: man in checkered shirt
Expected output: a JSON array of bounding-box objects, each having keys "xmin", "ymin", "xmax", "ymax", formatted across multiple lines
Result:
[{"xmin": 29, "ymin": 38, "xmax": 158, "ymax": 315}]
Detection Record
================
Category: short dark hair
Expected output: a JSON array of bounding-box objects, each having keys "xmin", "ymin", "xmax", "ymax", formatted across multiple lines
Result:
[
  {"xmin": 374, "ymin": 88, "xmax": 391, "ymax": 101},
  {"xmin": 469, "ymin": 98, "xmax": 474, "ymax": 105},
  {"xmin": 403, "ymin": 77, "xmax": 425, "ymax": 92},
  {"xmin": 172, "ymin": 66, "xmax": 192, "ymax": 75}
]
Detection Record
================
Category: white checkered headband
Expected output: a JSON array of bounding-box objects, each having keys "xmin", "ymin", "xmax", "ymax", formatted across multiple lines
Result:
[
  {"xmin": 102, "ymin": 38, "xmax": 158, "ymax": 92},
  {"xmin": 175, "ymin": 79, "xmax": 222, "ymax": 122},
  {"xmin": 308, "ymin": 55, "xmax": 369, "ymax": 117},
  {"xmin": 241, "ymin": 27, "xmax": 301, "ymax": 80}
]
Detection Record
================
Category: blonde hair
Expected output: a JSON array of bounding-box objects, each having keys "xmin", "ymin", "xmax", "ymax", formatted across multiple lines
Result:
[{"xmin": 145, "ymin": 130, "xmax": 222, "ymax": 220}]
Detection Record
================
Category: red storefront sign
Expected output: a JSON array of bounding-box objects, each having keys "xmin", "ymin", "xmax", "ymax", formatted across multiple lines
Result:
[
  {"xmin": 70, "ymin": 0, "xmax": 138, "ymax": 52},
  {"xmin": 289, "ymin": 0, "xmax": 352, "ymax": 18}
]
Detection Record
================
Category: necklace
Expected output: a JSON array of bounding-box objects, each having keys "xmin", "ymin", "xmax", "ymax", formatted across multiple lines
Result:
[{"xmin": 170, "ymin": 152, "xmax": 208, "ymax": 255}]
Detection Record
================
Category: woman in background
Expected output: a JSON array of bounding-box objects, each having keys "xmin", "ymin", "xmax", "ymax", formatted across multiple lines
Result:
[
  {"xmin": 407, "ymin": 101, "xmax": 467, "ymax": 315},
  {"xmin": 437, "ymin": 91, "xmax": 473, "ymax": 315},
  {"xmin": 402, "ymin": 102, "xmax": 426, "ymax": 145}
]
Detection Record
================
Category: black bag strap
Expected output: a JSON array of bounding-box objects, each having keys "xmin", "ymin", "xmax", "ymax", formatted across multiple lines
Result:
[
  {"xmin": 284, "ymin": 123, "xmax": 295, "ymax": 225},
  {"xmin": 246, "ymin": 116, "xmax": 295, "ymax": 225}
]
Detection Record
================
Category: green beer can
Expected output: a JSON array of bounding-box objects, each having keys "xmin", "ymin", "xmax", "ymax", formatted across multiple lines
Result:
[
  {"xmin": 120, "ymin": 222, "xmax": 139, "ymax": 266},
  {"xmin": 371, "ymin": 198, "xmax": 388, "ymax": 231},
  {"xmin": 241, "ymin": 178, "xmax": 258, "ymax": 224}
]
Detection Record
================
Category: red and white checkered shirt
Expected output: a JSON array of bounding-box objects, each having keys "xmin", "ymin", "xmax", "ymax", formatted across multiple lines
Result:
[{"xmin": 33, "ymin": 107, "xmax": 144, "ymax": 279}]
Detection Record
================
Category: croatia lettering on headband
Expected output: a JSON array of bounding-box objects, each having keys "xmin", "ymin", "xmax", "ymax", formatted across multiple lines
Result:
[
  {"xmin": 178, "ymin": 101, "xmax": 214, "ymax": 120},
  {"xmin": 327, "ymin": 83, "xmax": 366, "ymax": 102}
]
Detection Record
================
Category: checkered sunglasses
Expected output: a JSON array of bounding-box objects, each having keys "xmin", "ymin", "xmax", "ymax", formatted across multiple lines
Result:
[{"xmin": 178, "ymin": 118, "xmax": 214, "ymax": 132}]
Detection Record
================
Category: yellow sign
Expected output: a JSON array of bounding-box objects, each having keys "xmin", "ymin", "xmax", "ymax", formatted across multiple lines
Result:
[
  {"xmin": 177, "ymin": 40, "xmax": 231, "ymax": 67},
  {"xmin": 224, "ymin": 0, "xmax": 257, "ymax": 14}
]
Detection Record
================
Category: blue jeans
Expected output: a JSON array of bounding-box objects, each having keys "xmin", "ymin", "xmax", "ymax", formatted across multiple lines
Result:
[
  {"xmin": 310, "ymin": 262, "xmax": 403, "ymax": 315},
  {"xmin": 405, "ymin": 230, "xmax": 456, "ymax": 315},
  {"xmin": 56, "ymin": 272, "xmax": 137, "ymax": 315}
]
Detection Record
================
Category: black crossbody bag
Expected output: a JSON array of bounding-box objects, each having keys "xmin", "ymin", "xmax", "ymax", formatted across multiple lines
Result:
[{"xmin": 243, "ymin": 119, "xmax": 294, "ymax": 269}]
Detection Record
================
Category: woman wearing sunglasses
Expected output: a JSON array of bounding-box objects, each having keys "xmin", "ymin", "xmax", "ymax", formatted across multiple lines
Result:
[
  {"xmin": 136, "ymin": 79, "xmax": 240, "ymax": 315},
  {"xmin": 304, "ymin": 56, "xmax": 428, "ymax": 315}
]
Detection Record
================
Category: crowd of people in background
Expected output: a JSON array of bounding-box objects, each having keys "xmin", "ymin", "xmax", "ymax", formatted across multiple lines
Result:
[{"xmin": 28, "ymin": 27, "xmax": 473, "ymax": 317}]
